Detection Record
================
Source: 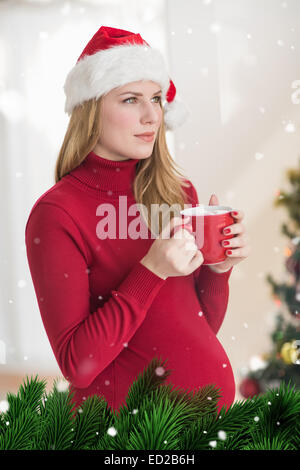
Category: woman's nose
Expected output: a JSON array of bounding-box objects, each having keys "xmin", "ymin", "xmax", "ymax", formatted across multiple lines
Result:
[{"xmin": 141, "ymin": 102, "xmax": 161, "ymax": 123}]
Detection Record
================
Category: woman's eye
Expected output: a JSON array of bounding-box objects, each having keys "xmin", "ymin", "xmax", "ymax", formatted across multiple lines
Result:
[
  {"xmin": 123, "ymin": 96, "xmax": 161, "ymax": 104},
  {"xmin": 123, "ymin": 97, "xmax": 136, "ymax": 103}
]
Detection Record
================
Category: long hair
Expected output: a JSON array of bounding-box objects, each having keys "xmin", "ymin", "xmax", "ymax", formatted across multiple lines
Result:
[{"xmin": 55, "ymin": 97, "xmax": 193, "ymax": 235}]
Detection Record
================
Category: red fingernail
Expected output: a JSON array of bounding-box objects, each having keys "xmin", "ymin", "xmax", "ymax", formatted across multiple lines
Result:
[
  {"xmin": 232, "ymin": 211, "xmax": 238, "ymax": 216},
  {"xmin": 224, "ymin": 229, "xmax": 231, "ymax": 234},
  {"xmin": 227, "ymin": 250, "xmax": 232, "ymax": 255},
  {"xmin": 223, "ymin": 240, "xmax": 230, "ymax": 246}
]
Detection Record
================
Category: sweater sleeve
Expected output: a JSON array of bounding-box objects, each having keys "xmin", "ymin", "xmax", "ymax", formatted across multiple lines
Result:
[
  {"xmin": 25, "ymin": 202, "xmax": 166, "ymax": 389},
  {"xmin": 184, "ymin": 180, "xmax": 233, "ymax": 335},
  {"xmin": 194, "ymin": 265, "xmax": 233, "ymax": 334}
]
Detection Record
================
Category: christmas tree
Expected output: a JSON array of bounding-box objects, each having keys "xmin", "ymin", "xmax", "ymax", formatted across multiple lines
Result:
[{"xmin": 239, "ymin": 159, "xmax": 300, "ymax": 398}]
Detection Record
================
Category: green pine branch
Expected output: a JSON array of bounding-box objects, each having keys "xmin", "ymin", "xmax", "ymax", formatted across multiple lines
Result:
[{"xmin": 0, "ymin": 358, "xmax": 300, "ymax": 450}]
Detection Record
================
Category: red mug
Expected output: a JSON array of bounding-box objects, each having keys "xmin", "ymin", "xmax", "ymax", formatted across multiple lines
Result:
[{"xmin": 177, "ymin": 205, "xmax": 235, "ymax": 265}]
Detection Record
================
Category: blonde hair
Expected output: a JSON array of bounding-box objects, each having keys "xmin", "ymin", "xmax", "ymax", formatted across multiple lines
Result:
[{"xmin": 55, "ymin": 97, "xmax": 193, "ymax": 234}]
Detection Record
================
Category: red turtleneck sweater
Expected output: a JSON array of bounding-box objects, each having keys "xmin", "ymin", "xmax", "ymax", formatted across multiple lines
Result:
[{"xmin": 25, "ymin": 151, "xmax": 235, "ymax": 414}]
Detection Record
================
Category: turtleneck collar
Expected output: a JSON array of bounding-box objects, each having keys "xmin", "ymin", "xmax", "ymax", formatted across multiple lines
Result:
[{"xmin": 67, "ymin": 151, "xmax": 140, "ymax": 195}]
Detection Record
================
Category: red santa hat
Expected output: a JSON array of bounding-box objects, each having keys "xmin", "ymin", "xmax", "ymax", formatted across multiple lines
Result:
[{"xmin": 63, "ymin": 26, "xmax": 190, "ymax": 131}]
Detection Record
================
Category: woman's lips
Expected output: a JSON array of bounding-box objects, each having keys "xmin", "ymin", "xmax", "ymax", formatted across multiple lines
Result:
[{"xmin": 135, "ymin": 135, "xmax": 154, "ymax": 142}]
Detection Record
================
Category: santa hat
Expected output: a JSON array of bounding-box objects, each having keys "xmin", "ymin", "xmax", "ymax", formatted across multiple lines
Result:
[{"xmin": 63, "ymin": 26, "xmax": 190, "ymax": 131}]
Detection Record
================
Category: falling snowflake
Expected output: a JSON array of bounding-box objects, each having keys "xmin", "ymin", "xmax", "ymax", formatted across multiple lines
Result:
[
  {"xmin": 56, "ymin": 379, "xmax": 69, "ymax": 392},
  {"xmin": 218, "ymin": 430, "xmax": 227, "ymax": 440},
  {"xmin": 210, "ymin": 23, "xmax": 221, "ymax": 34},
  {"xmin": 292, "ymin": 236, "xmax": 300, "ymax": 245},
  {"xmin": 0, "ymin": 340, "xmax": 6, "ymax": 365},
  {"xmin": 209, "ymin": 440, "xmax": 217, "ymax": 447},
  {"xmin": 285, "ymin": 122, "xmax": 295, "ymax": 133},
  {"xmin": 155, "ymin": 366, "xmax": 165, "ymax": 376},
  {"xmin": 249, "ymin": 355, "xmax": 267, "ymax": 371},
  {"xmin": 254, "ymin": 416, "xmax": 260, "ymax": 422},
  {"xmin": 18, "ymin": 280, "xmax": 26, "ymax": 288},
  {"xmin": 39, "ymin": 31, "xmax": 49, "ymax": 40},
  {"xmin": 0, "ymin": 400, "xmax": 9, "ymax": 413},
  {"xmin": 107, "ymin": 426, "xmax": 118, "ymax": 437}
]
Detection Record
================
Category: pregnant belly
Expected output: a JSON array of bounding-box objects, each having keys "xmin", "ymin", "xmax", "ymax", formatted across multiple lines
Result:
[{"xmin": 118, "ymin": 310, "xmax": 236, "ymax": 413}]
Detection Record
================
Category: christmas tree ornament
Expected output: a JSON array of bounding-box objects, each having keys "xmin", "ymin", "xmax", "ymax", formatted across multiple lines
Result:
[
  {"xmin": 63, "ymin": 26, "xmax": 190, "ymax": 131},
  {"xmin": 239, "ymin": 377, "xmax": 261, "ymax": 398},
  {"xmin": 280, "ymin": 341, "xmax": 295, "ymax": 364}
]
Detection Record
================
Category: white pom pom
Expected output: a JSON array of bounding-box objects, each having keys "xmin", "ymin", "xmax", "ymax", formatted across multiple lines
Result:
[{"xmin": 163, "ymin": 98, "xmax": 190, "ymax": 131}]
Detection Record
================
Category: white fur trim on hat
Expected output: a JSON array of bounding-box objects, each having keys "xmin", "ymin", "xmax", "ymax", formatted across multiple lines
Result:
[{"xmin": 64, "ymin": 43, "xmax": 170, "ymax": 116}]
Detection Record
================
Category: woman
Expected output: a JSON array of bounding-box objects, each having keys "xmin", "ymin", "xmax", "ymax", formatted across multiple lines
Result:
[{"xmin": 25, "ymin": 26, "xmax": 250, "ymax": 415}]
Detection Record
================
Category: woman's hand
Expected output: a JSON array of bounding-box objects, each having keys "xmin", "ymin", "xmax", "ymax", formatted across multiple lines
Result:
[
  {"xmin": 207, "ymin": 194, "xmax": 251, "ymax": 273},
  {"xmin": 140, "ymin": 216, "xmax": 204, "ymax": 279}
]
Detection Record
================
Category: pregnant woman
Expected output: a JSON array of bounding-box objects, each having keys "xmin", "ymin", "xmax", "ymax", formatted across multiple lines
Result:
[{"xmin": 25, "ymin": 26, "xmax": 250, "ymax": 415}]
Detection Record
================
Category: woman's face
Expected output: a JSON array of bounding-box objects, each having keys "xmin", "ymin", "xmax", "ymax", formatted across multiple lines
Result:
[{"xmin": 93, "ymin": 80, "xmax": 163, "ymax": 162}]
